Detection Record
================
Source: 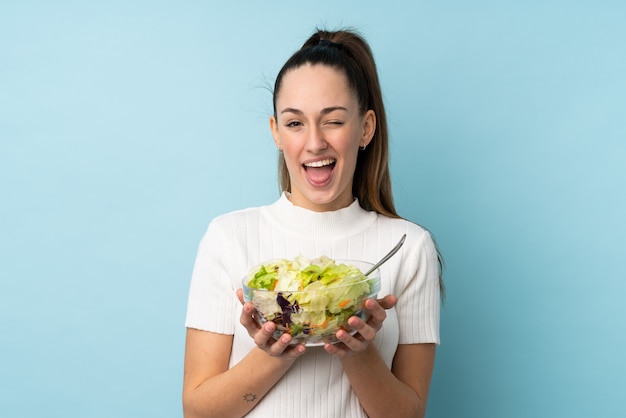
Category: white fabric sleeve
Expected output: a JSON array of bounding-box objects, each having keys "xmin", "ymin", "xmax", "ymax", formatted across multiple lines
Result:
[
  {"xmin": 185, "ymin": 219, "xmax": 239, "ymax": 334},
  {"xmin": 395, "ymin": 228, "xmax": 441, "ymax": 345}
]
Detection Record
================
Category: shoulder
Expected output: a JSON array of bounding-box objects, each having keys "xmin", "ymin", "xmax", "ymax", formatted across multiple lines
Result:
[
  {"xmin": 207, "ymin": 202, "xmax": 270, "ymax": 231},
  {"xmin": 192, "ymin": 205, "xmax": 267, "ymax": 256},
  {"xmin": 377, "ymin": 215, "xmax": 434, "ymax": 243}
]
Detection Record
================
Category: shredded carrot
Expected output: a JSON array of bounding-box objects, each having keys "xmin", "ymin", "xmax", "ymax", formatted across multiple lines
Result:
[
  {"xmin": 338, "ymin": 300, "xmax": 351, "ymax": 308},
  {"xmin": 313, "ymin": 316, "xmax": 333, "ymax": 329}
]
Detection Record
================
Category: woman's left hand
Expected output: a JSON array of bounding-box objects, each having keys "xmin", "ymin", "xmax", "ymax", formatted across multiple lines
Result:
[{"xmin": 324, "ymin": 294, "xmax": 397, "ymax": 357}]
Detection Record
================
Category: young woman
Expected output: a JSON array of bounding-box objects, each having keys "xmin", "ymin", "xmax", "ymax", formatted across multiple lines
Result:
[{"xmin": 183, "ymin": 29, "xmax": 442, "ymax": 418}]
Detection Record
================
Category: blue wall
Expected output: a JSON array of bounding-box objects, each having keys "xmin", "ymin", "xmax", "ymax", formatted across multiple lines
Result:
[{"xmin": 1, "ymin": 1, "xmax": 624, "ymax": 417}]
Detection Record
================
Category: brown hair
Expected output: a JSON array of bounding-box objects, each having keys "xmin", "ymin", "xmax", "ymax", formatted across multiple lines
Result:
[{"xmin": 273, "ymin": 29, "xmax": 398, "ymax": 218}]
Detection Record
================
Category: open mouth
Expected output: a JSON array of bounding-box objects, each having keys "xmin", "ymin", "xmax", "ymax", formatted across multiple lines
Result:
[{"xmin": 303, "ymin": 158, "xmax": 336, "ymax": 185}]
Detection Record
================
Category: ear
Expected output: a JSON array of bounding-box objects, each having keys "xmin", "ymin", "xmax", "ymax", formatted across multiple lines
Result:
[
  {"xmin": 270, "ymin": 115, "xmax": 282, "ymax": 150},
  {"xmin": 360, "ymin": 110, "xmax": 376, "ymax": 147}
]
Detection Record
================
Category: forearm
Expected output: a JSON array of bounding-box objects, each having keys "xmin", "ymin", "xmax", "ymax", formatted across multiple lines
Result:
[
  {"xmin": 183, "ymin": 347, "xmax": 294, "ymax": 418},
  {"xmin": 340, "ymin": 345, "xmax": 425, "ymax": 418}
]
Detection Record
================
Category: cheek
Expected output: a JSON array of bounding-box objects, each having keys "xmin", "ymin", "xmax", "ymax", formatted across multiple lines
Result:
[
  {"xmin": 281, "ymin": 145, "xmax": 302, "ymax": 170},
  {"xmin": 341, "ymin": 135, "xmax": 361, "ymax": 161}
]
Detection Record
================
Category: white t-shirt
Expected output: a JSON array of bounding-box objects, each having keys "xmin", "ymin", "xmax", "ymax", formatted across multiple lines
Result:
[{"xmin": 186, "ymin": 193, "xmax": 440, "ymax": 417}]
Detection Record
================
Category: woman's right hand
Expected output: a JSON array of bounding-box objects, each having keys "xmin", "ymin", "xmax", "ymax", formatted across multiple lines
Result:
[{"xmin": 236, "ymin": 289, "xmax": 307, "ymax": 359}]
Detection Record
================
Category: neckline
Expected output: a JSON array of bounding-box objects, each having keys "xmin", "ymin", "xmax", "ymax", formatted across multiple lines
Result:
[{"xmin": 264, "ymin": 192, "xmax": 378, "ymax": 240}]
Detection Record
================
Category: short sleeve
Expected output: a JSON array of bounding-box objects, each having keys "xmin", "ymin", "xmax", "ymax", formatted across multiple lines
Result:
[
  {"xmin": 185, "ymin": 219, "xmax": 239, "ymax": 333},
  {"xmin": 395, "ymin": 228, "xmax": 441, "ymax": 345}
]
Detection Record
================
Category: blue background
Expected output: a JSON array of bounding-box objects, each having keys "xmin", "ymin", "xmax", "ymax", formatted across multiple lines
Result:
[{"xmin": 1, "ymin": 1, "xmax": 625, "ymax": 417}]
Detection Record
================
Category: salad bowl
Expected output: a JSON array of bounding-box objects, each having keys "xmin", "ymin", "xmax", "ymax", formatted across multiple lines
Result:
[{"xmin": 242, "ymin": 256, "xmax": 381, "ymax": 346}]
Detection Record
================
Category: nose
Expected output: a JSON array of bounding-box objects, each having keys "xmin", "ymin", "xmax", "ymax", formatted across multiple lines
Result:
[{"xmin": 305, "ymin": 124, "xmax": 328, "ymax": 153}]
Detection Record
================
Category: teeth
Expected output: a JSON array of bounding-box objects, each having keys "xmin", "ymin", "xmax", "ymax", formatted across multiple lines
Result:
[{"xmin": 304, "ymin": 159, "xmax": 335, "ymax": 168}]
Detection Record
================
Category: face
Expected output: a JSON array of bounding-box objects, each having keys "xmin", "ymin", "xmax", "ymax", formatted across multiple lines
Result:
[{"xmin": 270, "ymin": 64, "xmax": 375, "ymax": 212}]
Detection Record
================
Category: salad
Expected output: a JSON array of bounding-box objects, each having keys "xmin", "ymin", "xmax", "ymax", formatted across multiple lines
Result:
[{"xmin": 244, "ymin": 256, "xmax": 379, "ymax": 343}]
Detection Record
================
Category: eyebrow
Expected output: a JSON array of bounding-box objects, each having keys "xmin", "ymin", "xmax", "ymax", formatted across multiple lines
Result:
[{"xmin": 280, "ymin": 106, "xmax": 348, "ymax": 115}]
